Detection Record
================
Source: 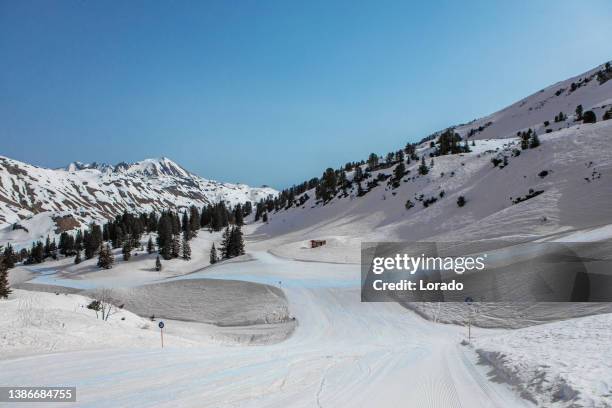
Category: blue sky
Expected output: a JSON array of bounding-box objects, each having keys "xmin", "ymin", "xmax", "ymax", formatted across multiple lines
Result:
[{"xmin": 1, "ymin": 1, "xmax": 611, "ymax": 189}]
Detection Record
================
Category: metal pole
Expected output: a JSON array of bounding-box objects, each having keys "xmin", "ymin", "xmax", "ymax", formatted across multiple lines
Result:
[{"xmin": 161, "ymin": 327, "xmax": 164, "ymax": 348}]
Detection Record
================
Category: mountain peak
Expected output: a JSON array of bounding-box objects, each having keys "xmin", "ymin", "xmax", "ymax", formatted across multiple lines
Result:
[{"xmin": 64, "ymin": 157, "xmax": 191, "ymax": 178}]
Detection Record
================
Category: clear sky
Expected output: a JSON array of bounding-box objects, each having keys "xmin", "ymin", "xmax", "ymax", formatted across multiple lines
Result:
[{"xmin": 1, "ymin": 1, "xmax": 611, "ymax": 189}]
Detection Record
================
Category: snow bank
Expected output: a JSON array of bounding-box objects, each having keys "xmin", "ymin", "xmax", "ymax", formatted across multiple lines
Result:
[
  {"xmin": 472, "ymin": 312, "xmax": 612, "ymax": 407},
  {"xmin": 0, "ymin": 290, "xmax": 199, "ymax": 359}
]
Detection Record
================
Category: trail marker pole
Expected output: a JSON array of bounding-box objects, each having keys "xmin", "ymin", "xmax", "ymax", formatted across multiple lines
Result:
[
  {"xmin": 158, "ymin": 321, "xmax": 165, "ymax": 348},
  {"xmin": 465, "ymin": 297, "xmax": 474, "ymax": 343}
]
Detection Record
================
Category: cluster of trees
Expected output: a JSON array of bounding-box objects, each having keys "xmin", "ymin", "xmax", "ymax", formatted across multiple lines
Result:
[
  {"xmin": 13, "ymin": 199, "xmax": 252, "ymax": 271},
  {"xmin": 266, "ymin": 142, "xmax": 423, "ymax": 209},
  {"xmin": 554, "ymin": 112, "xmax": 567, "ymax": 123},
  {"xmin": 433, "ymin": 129, "xmax": 471, "ymax": 156},
  {"xmin": 213, "ymin": 226, "xmax": 245, "ymax": 261},
  {"xmin": 518, "ymin": 129, "xmax": 540, "ymax": 150}
]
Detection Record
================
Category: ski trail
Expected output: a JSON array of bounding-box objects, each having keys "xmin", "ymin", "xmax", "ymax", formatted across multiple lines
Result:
[{"xmin": 0, "ymin": 251, "xmax": 532, "ymax": 407}]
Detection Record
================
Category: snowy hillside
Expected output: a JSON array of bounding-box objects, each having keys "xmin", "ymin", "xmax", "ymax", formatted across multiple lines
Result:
[
  {"xmin": 453, "ymin": 61, "xmax": 612, "ymax": 141},
  {"xmin": 0, "ymin": 156, "xmax": 276, "ymax": 245},
  {"xmin": 255, "ymin": 62, "xmax": 612, "ymax": 262}
]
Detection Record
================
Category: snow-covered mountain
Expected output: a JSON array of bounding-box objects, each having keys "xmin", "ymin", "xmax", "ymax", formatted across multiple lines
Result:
[
  {"xmin": 255, "ymin": 61, "xmax": 612, "ymax": 261},
  {"xmin": 0, "ymin": 156, "xmax": 276, "ymax": 245}
]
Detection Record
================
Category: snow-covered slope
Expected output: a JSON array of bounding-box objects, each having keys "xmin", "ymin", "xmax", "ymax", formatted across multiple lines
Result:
[
  {"xmin": 454, "ymin": 61, "xmax": 612, "ymax": 140},
  {"xmin": 254, "ymin": 62, "xmax": 612, "ymax": 261},
  {"xmin": 0, "ymin": 156, "xmax": 276, "ymax": 245}
]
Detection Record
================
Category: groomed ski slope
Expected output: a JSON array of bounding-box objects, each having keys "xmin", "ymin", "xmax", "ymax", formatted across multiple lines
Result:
[{"xmin": 0, "ymin": 252, "xmax": 530, "ymax": 408}]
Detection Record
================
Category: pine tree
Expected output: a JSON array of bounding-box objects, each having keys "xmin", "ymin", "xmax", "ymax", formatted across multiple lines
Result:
[
  {"xmin": 529, "ymin": 132, "xmax": 540, "ymax": 148},
  {"xmin": 155, "ymin": 255, "xmax": 162, "ymax": 271},
  {"xmin": 171, "ymin": 235, "xmax": 180, "ymax": 258},
  {"xmin": 189, "ymin": 205, "xmax": 200, "ymax": 235},
  {"xmin": 234, "ymin": 204, "xmax": 244, "ymax": 226},
  {"xmin": 147, "ymin": 236, "xmax": 154, "ymax": 254},
  {"xmin": 367, "ymin": 153, "xmax": 379, "ymax": 169},
  {"xmin": 3, "ymin": 244, "xmax": 15, "ymax": 269},
  {"xmin": 575, "ymin": 104, "xmax": 583, "ymax": 121},
  {"xmin": 393, "ymin": 161, "xmax": 406, "ymax": 183},
  {"xmin": 157, "ymin": 215, "xmax": 173, "ymax": 260},
  {"xmin": 97, "ymin": 243, "xmax": 114, "ymax": 269},
  {"xmin": 0, "ymin": 250, "xmax": 11, "ymax": 299},
  {"xmin": 418, "ymin": 156, "xmax": 429, "ymax": 175},
  {"xmin": 231, "ymin": 226, "xmax": 245, "ymax": 257},
  {"xmin": 181, "ymin": 211, "xmax": 190, "ymax": 240},
  {"xmin": 182, "ymin": 237, "xmax": 191, "ymax": 260},
  {"xmin": 74, "ymin": 250, "xmax": 82, "ymax": 265},
  {"xmin": 84, "ymin": 223, "xmax": 102, "ymax": 259},
  {"xmin": 122, "ymin": 241, "xmax": 131, "ymax": 261},
  {"xmin": 220, "ymin": 226, "xmax": 231, "ymax": 259},
  {"xmin": 209, "ymin": 243, "xmax": 218, "ymax": 264},
  {"xmin": 50, "ymin": 239, "xmax": 58, "ymax": 260},
  {"xmin": 457, "ymin": 196, "xmax": 466, "ymax": 207}
]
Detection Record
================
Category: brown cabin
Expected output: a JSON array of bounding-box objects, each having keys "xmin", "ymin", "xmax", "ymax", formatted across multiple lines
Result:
[{"xmin": 310, "ymin": 239, "xmax": 326, "ymax": 248}]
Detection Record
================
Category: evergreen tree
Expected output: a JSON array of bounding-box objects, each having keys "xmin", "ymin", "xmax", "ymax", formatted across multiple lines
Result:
[
  {"xmin": 457, "ymin": 196, "xmax": 466, "ymax": 207},
  {"xmin": 33, "ymin": 241, "xmax": 44, "ymax": 263},
  {"xmin": 157, "ymin": 214, "xmax": 173, "ymax": 260},
  {"xmin": 316, "ymin": 168, "xmax": 337, "ymax": 202},
  {"xmin": 44, "ymin": 235, "xmax": 51, "ymax": 259},
  {"xmin": 181, "ymin": 211, "xmax": 190, "ymax": 240},
  {"xmin": 182, "ymin": 237, "xmax": 191, "ymax": 260},
  {"xmin": 418, "ymin": 156, "xmax": 429, "ymax": 175},
  {"xmin": 155, "ymin": 255, "xmax": 162, "ymax": 271},
  {"xmin": 50, "ymin": 239, "xmax": 58, "ymax": 260},
  {"xmin": 171, "ymin": 235, "xmax": 181, "ymax": 258},
  {"xmin": 231, "ymin": 226, "xmax": 245, "ymax": 257},
  {"xmin": 112, "ymin": 225, "xmax": 124, "ymax": 249},
  {"xmin": 189, "ymin": 205, "xmax": 200, "ymax": 235},
  {"xmin": 74, "ymin": 250, "xmax": 82, "ymax": 265},
  {"xmin": 147, "ymin": 236, "xmax": 154, "ymax": 254},
  {"xmin": 97, "ymin": 243, "xmax": 114, "ymax": 269},
  {"xmin": 393, "ymin": 162, "xmax": 406, "ymax": 182},
  {"xmin": 209, "ymin": 243, "xmax": 218, "ymax": 264},
  {"xmin": 2, "ymin": 244, "xmax": 15, "ymax": 269},
  {"xmin": 234, "ymin": 204, "xmax": 244, "ymax": 226},
  {"xmin": 122, "ymin": 241, "xmax": 131, "ymax": 261},
  {"xmin": 529, "ymin": 132, "xmax": 540, "ymax": 148},
  {"xmin": 84, "ymin": 223, "xmax": 102, "ymax": 259},
  {"xmin": 575, "ymin": 104, "xmax": 583, "ymax": 121},
  {"xmin": 367, "ymin": 153, "xmax": 379, "ymax": 169},
  {"xmin": 220, "ymin": 226, "xmax": 231, "ymax": 259},
  {"xmin": 262, "ymin": 212, "xmax": 268, "ymax": 223},
  {"xmin": 0, "ymin": 249, "xmax": 11, "ymax": 299}
]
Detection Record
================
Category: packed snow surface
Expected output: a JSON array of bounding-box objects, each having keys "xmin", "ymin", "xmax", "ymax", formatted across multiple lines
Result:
[{"xmin": 1, "ymin": 251, "xmax": 534, "ymax": 408}]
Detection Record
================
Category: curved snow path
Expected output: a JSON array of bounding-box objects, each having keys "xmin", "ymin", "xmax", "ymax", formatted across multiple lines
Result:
[{"xmin": 0, "ymin": 252, "xmax": 531, "ymax": 407}]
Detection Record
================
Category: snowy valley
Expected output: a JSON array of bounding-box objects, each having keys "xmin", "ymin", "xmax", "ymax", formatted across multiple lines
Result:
[{"xmin": 1, "ymin": 61, "xmax": 612, "ymax": 408}]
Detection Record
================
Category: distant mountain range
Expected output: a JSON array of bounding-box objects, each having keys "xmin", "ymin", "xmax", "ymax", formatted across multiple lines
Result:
[{"xmin": 0, "ymin": 156, "xmax": 276, "ymax": 245}]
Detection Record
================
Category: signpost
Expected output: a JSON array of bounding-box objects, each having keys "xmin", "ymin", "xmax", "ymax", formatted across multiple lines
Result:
[
  {"xmin": 464, "ymin": 297, "xmax": 474, "ymax": 343},
  {"xmin": 158, "ymin": 321, "xmax": 165, "ymax": 348}
]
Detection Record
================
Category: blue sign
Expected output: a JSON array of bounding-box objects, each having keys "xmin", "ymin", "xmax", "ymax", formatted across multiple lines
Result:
[{"xmin": 158, "ymin": 321, "xmax": 165, "ymax": 329}]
